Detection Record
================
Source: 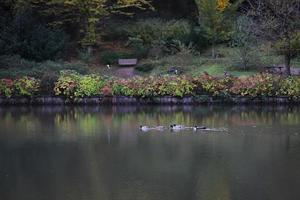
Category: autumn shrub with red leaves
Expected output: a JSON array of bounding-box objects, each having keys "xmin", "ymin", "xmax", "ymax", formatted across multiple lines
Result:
[
  {"xmin": 193, "ymin": 73, "xmax": 237, "ymax": 96},
  {"xmin": 230, "ymin": 73, "xmax": 280, "ymax": 97}
]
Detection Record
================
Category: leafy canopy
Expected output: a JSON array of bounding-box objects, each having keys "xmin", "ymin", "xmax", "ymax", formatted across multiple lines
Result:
[{"xmin": 12, "ymin": 0, "xmax": 152, "ymax": 46}]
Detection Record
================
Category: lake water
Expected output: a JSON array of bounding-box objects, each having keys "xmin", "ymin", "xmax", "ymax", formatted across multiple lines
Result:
[{"xmin": 0, "ymin": 106, "xmax": 300, "ymax": 200}]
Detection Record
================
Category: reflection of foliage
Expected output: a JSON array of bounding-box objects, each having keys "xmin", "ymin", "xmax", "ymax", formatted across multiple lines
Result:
[
  {"xmin": 54, "ymin": 110, "xmax": 104, "ymax": 136},
  {"xmin": 1, "ymin": 106, "xmax": 300, "ymax": 140}
]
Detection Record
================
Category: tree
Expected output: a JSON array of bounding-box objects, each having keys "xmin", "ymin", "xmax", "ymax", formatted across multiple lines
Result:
[
  {"xmin": 194, "ymin": 0, "xmax": 242, "ymax": 58},
  {"xmin": 13, "ymin": 0, "xmax": 152, "ymax": 48},
  {"xmin": 247, "ymin": 0, "xmax": 300, "ymax": 75},
  {"xmin": 231, "ymin": 16, "xmax": 259, "ymax": 70}
]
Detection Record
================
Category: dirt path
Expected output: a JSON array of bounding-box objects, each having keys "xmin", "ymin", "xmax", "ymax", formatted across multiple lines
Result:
[{"xmin": 115, "ymin": 67, "xmax": 136, "ymax": 78}]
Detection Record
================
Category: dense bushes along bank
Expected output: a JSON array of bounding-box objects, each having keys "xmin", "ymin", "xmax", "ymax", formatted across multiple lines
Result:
[{"xmin": 1, "ymin": 71, "xmax": 300, "ymax": 100}]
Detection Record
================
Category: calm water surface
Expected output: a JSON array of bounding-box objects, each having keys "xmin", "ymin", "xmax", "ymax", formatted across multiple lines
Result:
[{"xmin": 0, "ymin": 106, "xmax": 300, "ymax": 200}]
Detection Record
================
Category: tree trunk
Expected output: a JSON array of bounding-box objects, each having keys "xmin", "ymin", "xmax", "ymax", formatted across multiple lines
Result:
[{"xmin": 284, "ymin": 54, "xmax": 291, "ymax": 76}]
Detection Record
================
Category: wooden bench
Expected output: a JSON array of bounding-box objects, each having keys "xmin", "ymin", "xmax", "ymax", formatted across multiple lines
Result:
[{"xmin": 118, "ymin": 59, "xmax": 138, "ymax": 67}]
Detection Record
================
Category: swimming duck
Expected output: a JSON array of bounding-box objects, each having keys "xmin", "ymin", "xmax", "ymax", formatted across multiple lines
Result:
[
  {"xmin": 193, "ymin": 126, "xmax": 207, "ymax": 131},
  {"xmin": 140, "ymin": 126, "xmax": 151, "ymax": 131},
  {"xmin": 170, "ymin": 124, "xmax": 186, "ymax": 130},
  {"xmin": 140, "ymin": 126, "xmax": 165, "ymax": 131}
]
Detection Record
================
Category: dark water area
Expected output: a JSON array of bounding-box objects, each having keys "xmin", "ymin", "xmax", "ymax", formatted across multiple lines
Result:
[{"xmin": 0, "ymin": 106, "xmax": 300, "ymax": 200}]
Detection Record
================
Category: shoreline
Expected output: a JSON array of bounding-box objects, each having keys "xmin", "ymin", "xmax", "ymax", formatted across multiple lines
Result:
[{"xmin": 0, "ymin": 96, "xmax": 299, "ymax": 105}]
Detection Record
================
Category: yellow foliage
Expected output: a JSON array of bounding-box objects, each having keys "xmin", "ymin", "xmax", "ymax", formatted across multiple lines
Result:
[{"xmin": 217, "ymin": 0, "xmax": 230, "ymax": 11}]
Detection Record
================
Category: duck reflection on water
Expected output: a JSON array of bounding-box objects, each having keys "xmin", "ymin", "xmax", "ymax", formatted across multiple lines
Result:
[{"xmin": 140, "ymin": 124, "xmax": 228, "ymax": 133}]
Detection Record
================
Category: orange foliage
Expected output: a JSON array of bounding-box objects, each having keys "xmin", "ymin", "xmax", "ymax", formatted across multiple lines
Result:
[{"xmin": 217, "ymin": 0, "xmax": 230, "ymax": 11}]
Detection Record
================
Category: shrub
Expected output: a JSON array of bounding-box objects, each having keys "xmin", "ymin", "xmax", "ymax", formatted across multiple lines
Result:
[
  {"xmin": 40, "ymin": 71, "xmax": 59, "ymax": 95},
  {"xmin": 0, "ymin": 55, "xmax": 88, "ymax": 79},
  {"xmin": 124, "ymin": 18, "xmax": 192, "ymax": 55},
  {"xmin": 193, "ymin": 73, "xmax": 236, "ymax": 96},
  {"xmin": 101, "ymin": 85, "xmax": 113, "ymax": 96},
  {"xmin": 111, "ymin": 76, "xmax": 196, "ymax": 97},
  {"xmin": 54, "ymin": 71, "xmax": 108, "ymax": 98},
  {"xmin": 74, "ymin": 75, "xmax": 106, "ymax": 97},
  {"xmin": 154, "ymin": 76, "xmax": 195, "ymax": 97},
  {"xmin": 278, "ymin": 77, "xmax": 300, "ymax": 98},
  {"xmin": 135, "ymin": 63, "xmax": 155, "ymax": 73},
  {"xmin": 102, "ymin": 21, "xmax": 129, "ymax": 41},
  {"xmin": 78, "ymin": 49, "xmax": 93, "ymax": 64},
  {"xmin": 0, "ymin": 79, "xmax": 14, "ymax": 98},
  {"xmin": 54, "ymin": 70, "xmax": 80, "ymax": 98},
  {"xmin": 230, "ymin": 73, "xmax": 279, "ymax": 97},
  {"xmin": 111, "ymin": 79, "xmax": 135, "ymax": 97},
  {"xmin": 127, "ymin": 18, "xmax": 191, "ymax": 45},
  {"xmin": 100, "ymin": 51, "xmax": 134, "ymax": 65},
  {"xmin": 14, "ymin": 76, "xmax": 40, "ymax": 97},
  {"xmin": 189, "ymin": 26, "xmax": 210, "ymax": 51},
  {"xmin": 126, "ymin": 37, "xmax": 149, "ymax": 59}
]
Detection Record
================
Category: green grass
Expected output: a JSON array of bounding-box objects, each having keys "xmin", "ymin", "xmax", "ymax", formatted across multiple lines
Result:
[
  {"xmin": 139, "ymin": 45, "xmax": 300, "ymax": 77},
  {"xmin": 0, "ymin": 55, "xmax": 89, "ymax": 79},
  {"xmin": 187, "ymin": 64, "xmax": 257, "ymax": 77},
  {"xmin": 143, "ymin": 47, "xmax": 260, "ymax": 77}
]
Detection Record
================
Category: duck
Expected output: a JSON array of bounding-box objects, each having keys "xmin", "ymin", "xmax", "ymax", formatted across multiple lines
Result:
[
  {"xmin": 193, "ymin": 126, "xmax": 207, "ymax": 131},
  {"xmin": 170, "ymin": 124, "xmax": 187, "ymax": 130},
  {"xmin": 140, "ymin": 126, "xmax": 165, "ymax": 131}
]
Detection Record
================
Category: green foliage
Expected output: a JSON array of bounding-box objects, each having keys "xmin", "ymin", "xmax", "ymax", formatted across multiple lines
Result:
[
  {"xmin": 54, "ymin": 70, "xmax": 80, "ymax": 98},
  {"xmin": 14, "ymin": 76, "xmax": 40, "ymax": 96},
  {"xmin": 123, "ymin": 18, "xmax": 192, "ymax": 56},
  {"xmin": 194, "ymin": 0, "xmax": 241, "ymax": 57},
  {"xmin": 111, "ymin": 79, "xmax": 135, "ymax": 97},
  {"xmin": 100, "ymin": 51, "xmax": 134, "ymax": 65},
  {"xmin": 51, "ymin": 72, "xmax": 300, "ymax": 99},
  {"xmin": 111, "ymin": 76, "xmax": 196, "ymax": 97},
  {"xmin": 0, "ymin": 79, "xmax": 14, "ymax": 98},
  {"xmin": 74, "ymin": 75, "xmax": 106, "ymax": 97},
  {"xmin": 125, "ymin": 18, "xmax": 191, "ymax": 46},
  {"xmin": 275, "ymin": 32, "xmax": 300, "ymax": 59},
  {"xmin": 231, "ymin": 16, "xmax": 260, "ymax": 70},
  {"xmin": 2, "ymin": 72, "xmax": 300, "ymax": 99},
  {"xmin": 278, "ymin": 77, "xmax": 300, "ymax": 98},
  {"xmin": 78, "ymin": 49, "xmax": 93, "ymax": 64},
  {"xmin": 40, "ymin": 71, "xmax": 59, "ymax": 94},
  {"xmin": 54, "ymin": 71, "xmax": 107, "ymax": 98},
  {"xmin": 156, "ymin": 76, "xmax": 196, "ymax": 97},
  {"xmin": 27, "ymin": 0, "xmax": 152, "ymax": 46},
  {"xmin": 0, "ymin": 55, "xmax": 88, "ymax": 79},
  {"xmin": 189, "ymin": 26, "xmax": 211, "ymax": 51},
  {"xmin": 0, "ymin": 9, "xmax": 68, "ymax": 61},
  {"xmin": 126, "ymin": 37, "xmax": 149, "ymax": 59},
  {"xmin": 135, "ymin": 63, "xmax": 155, "ymax": 73},
  {"xmin": 230, "ymin": 73, "xmax": 279, "ymax": 97},
  {"xmin": 102, "ymin": 21, "xmax": 130, "ymax": 41},
  {"xmin": 194, "ymin": 73, "xmax": 236, "ymax": 96}
]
